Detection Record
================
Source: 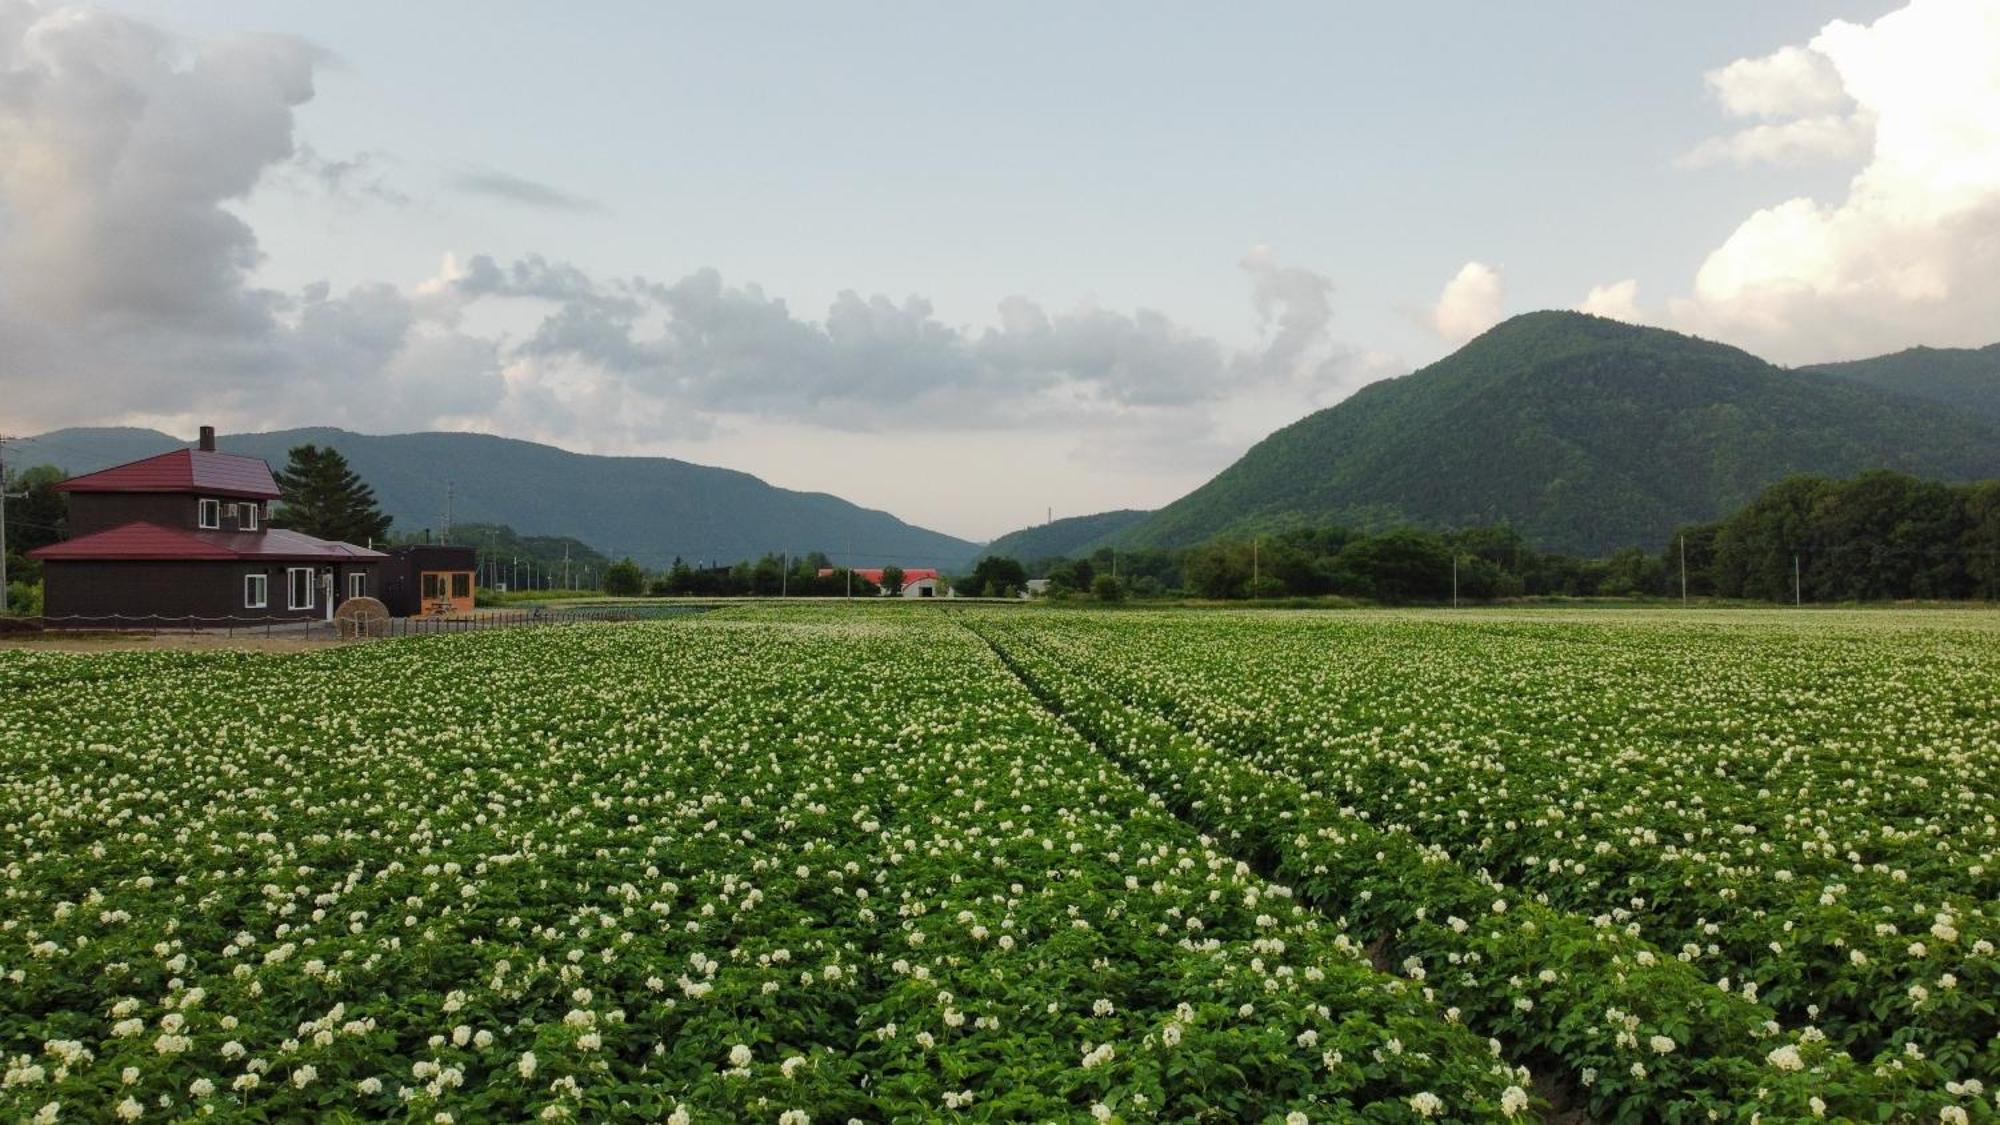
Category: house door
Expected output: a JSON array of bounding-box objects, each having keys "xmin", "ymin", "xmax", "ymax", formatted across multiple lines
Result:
[{"xmin": 322, "ymin": 570, "xmax": 335, "ymax": 621}]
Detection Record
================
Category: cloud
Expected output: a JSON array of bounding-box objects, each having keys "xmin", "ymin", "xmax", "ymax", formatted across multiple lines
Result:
[
  {"xmin": 449, "ymin": 168, "xmax": 602, "ymax": 212},
  {"xmin": 1704, "ymin": 44, "xmax": 1850, "ymax": 119},
  {"xmin": 288, "ymin": 143, "xmax": 410, "ymax": 205},
  {"xmin": 1665, "ymin": 0, "xmax": 2000, "ymax": 362},
  {"xmin": 1678, "ymin": 115, "xmax": 1872, "ymax": 168},
  {"xmin": 0, "ymin": 5, "xmax": 313, "ymax": 333},
  {"xmin": 1427, "ymin": 261, "xmax": 1504, "ymax": 344},
  {"xmin": 1575, "ymin": 280, "xmax": 1643, "ymax": 323},
  {"xmin": 1683, "ymin": 37, "xmax": 1872, "ymax": 170},
  {"xmin": 0, "ymin": 0, "xmax": 1398, "ymax": 527},
  {"xmin": 0, "ymin": 1, "xmax": 502, "ymax": 431}
]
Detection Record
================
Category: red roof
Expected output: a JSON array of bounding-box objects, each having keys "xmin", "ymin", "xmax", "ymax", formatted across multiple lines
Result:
[
  {"xmin": 29, "ymin": 523, "xmax": 387, "ymax": 563},
  {"xmin": 817, "ymin": 567, "xmax": 941, "ymax": 585},
  {"xmin": 57, "ymin": 449, "xmax": 281, "ymax": 500}
]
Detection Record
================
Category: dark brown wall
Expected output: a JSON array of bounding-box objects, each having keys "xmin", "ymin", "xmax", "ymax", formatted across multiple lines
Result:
[
  {"xmin": 68, "ymin": 494, "xmax": 266, "ymax": 536},
  {"xmin": 70, "ymin": 494, "xmax": 196, "ymax": 536},
  {"xmin": 379, "ymin": 546, "xmax": 478, "ymax": 616},
  {"xmin": 42, "ymin": 560, "xmax": 381, "ymax": 627}
]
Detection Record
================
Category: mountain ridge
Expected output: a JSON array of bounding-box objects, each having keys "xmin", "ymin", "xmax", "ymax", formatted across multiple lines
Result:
[
  {"xmin": 14, "ymin": 426, "xmax": 982, "ymax": 570},
  {"xmin": 983, "ymin": 509, "xmax": 1153, "ymax": 562},
  {"xmin": 1080, "ymin": 312, "xmax": 2000, "ymax": 556},
  {"xmin": 1800, "ymin": 344, "xmax": 2000, "ymax": 421}
]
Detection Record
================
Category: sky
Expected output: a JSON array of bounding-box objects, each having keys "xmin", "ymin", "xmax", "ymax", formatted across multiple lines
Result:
[{"xmin": 3, "ymin": 0, "xmax": 1996, "ymax": 541}]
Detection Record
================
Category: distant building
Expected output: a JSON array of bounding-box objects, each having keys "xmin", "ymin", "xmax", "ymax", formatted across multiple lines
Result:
[
  {"xmin": 29, "ymin": 426, "xmax": 385, "ymax": 627},
  {"xmin": 817, "ymin": 567, "xmax": 946, "ymax": 598},
  {"xmin": 378, "ymin": 545, "xmax": 478, "ymax": 617},
  {"xmin": 1024, "ymin": 579, "xmax": 1051, "ymax": 598}
]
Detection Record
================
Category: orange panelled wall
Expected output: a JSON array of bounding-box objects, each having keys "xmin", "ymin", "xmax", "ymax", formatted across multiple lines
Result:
[{"xmin": 417, "ymin": 570, "xmax": 476, "ymax": 617}]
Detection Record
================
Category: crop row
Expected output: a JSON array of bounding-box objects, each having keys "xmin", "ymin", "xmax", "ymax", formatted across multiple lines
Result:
[
  {"xmin": 2, "ymin": 615, "xmax": 1528, "ymax": 1122},
  {"xmin": 967, "ymin": 611, "xmax": 1995, "ymax": 1123},
  {"xmin": 973, "ymin": 611, "xmax": 2000, "ymax": 1075}
]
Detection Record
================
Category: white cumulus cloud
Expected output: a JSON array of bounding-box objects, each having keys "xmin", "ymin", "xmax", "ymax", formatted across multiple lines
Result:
[
  {"xmin": 1427, "ymin": 261, "xmax": 1505, "ymax": 345},
  {"xmin": 1576, "ymin": 280, "xmax": 1643, "ymax": 324},
  {"xmin": 1668, "ymin": 0, "xmax": 2000, "ymax": 363},
  {"xmin": 1705, "ymin": 43, "xmax": 1850, "ymax": 119}
]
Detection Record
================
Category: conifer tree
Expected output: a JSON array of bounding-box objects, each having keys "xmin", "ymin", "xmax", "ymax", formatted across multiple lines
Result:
[{"xmin": 272, "ymin": 444, "xmax": 393, "ymax": 545}]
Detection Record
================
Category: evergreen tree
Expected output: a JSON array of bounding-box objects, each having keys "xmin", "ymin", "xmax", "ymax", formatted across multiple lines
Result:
[{"xmin": 272, "ymin": 445, "xmax": 393, "ymax": 545}]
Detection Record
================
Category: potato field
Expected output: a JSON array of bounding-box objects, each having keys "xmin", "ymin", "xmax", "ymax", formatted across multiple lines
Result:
[{"xmin": 0, "ymin": 607, "xmax": 1994, "ymax": 1123}]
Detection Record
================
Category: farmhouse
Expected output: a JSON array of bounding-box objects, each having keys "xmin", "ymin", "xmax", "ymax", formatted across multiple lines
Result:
[
  {"xmin": 818, "ymin": 567, "xmax": 946, "ymax": 597},
  {"xmin": 28, "ymin": 427, "xmax": 385, "ymax": 627}
]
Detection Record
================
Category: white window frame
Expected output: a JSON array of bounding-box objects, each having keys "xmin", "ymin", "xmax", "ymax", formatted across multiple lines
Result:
[
  {"xmin": 244, "ymin": 573, "xmax": 268, "ymax": 609},
  {"xmin": 287, "ymin": 566, "xmax": 315, "ymax": 611},
  {"xmin": 198, "ymin": 498, "xmax": 220, "ymax": 529},
  {"xmin": 240, "ymin": 503, "xmax": 260, "ymax": 531},
  {"xmin": 347, "ymin": 572, "xmax": 366, "ymax": 599}
]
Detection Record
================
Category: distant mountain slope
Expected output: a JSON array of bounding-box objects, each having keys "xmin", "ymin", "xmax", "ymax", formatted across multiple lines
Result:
[
  {"xmin": 14, "ymin": 427, "xmax": 980, "ymax": 570},
  {"xmin": 1113, "ymin": 311, "xmax": 2000, "ymax": 555},
  {"xmin": 983, "ymin": 509, "xmax": 1153, "ymax": 561},
  {"xmin": 1800, "ymin": 344, "xmax": 2000, "ymax": 421}
]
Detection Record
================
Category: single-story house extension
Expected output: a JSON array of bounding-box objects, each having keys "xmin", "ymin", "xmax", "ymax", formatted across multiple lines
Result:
[
  {"xmin": 28, "ymin": 427, "xmax": 385, "ymax": 627},
  {"xmin": 378, "ymin": 544, "xmax": 478, "ymax": 617}
]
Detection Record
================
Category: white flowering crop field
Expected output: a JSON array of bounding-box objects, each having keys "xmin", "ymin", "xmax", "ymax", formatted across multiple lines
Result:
[
  {"xmin": 968, "ymin": 608, "xmax": 1998, "ymax": 1123},
  {"xmin": 0, "ymin": 608, "xmax": 1993, "ymax": 1123}
]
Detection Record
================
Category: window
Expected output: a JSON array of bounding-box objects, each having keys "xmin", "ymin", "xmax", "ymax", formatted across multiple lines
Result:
[
  {"xmin": 244, "ymin": 574, "xmax": 268, "ymax": 609},
  {"xmin": 451, "ymin": 572, "xmax": 472, "ymax": 599},
  {"xmin": 240, "ymin": 503, "xmax": 260, "ymax": 531},
  {"xmin": 198, "ymin": 499, "xmax": 220, "ymax": 529},
  {"xmin": 348, "ymin": 572, "xmax": 366, "ymax": 599},
  {"xmin": 422, "ymin": 573, "xmax": 447, "ymax": 599},
  {"xmin": 288, "ymin": 567, "xmax": 315, "ymax": 610}
]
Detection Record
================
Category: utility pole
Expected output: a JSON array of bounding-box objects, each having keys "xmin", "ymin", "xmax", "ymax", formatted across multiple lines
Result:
[
  {"xmin": 1452, "ymin": 554, "xmax": 1459, "ymax": 608},
  {"xmin": 1252, "ymin": 537, "xmax": 1260, "ymax": 589},
  {"xmin": 0, "ymin": 438, "xmax": 11, "ymax": 602},
  {"xmin": 562, "ymin": 544, "xmax": 570, "ymax": 591},
  {"xmin": 781, "ymin": 551, "xmax": 788, "ymax": 599},
  {"xmin": 1679, "ymin": 535, "xmax": 1688, "ymax": 606},
  {"xmin": 442, "ymin": 481, "xmax": 453, "ymax": 544},
  {"xmin": 1794, "ymin": 554, "xmax": 1802, "ymax": 606},
  {"xmin": 511, "ymin": 555, "xmax": 518, "ymax": 593},
  {"xmin": 0, "ymin": 436, "xmax": 18, "ymax": 605}
]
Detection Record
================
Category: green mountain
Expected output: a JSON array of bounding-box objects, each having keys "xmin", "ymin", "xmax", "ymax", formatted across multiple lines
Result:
[
  {"xmin": 1113, "ymin": 311, "xmax": 2000, "ymax": 555},
  {"xmin": 983, "ymin": 509, "xmax": 1153, "ymax": 562},
  {"xmin": 15, "ymin": 427, "xmax": 980, "ymax": 570},
  {"xmin": 1800, "ymin": 344, "xmax": 2000, "ymax": 421}
]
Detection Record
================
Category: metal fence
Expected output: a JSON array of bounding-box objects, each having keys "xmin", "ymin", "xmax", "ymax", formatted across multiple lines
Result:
[
  {"xmin": 380, "ymin": 604, "xmax": 714, "ymax": 636},
  {"xmin": 13, "ymin": 603, "xmax": 714, "ymax": 640}
]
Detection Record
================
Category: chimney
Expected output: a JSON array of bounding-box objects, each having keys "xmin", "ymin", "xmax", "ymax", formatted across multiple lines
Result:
[{"xmin": 198, "ymin": 425, "xmax": 216, "ymax": 452}]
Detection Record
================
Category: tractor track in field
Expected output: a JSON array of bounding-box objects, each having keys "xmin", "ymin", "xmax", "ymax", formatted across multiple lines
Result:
[{"xmin": 957, "ymin": 618, "xmax": 1600, "ymax": 1125}]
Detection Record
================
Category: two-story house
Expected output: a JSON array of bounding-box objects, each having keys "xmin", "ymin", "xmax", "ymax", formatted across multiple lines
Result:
[{"xmin": 29, "ymin": 427, "xmax": 386, "ymax": 626}]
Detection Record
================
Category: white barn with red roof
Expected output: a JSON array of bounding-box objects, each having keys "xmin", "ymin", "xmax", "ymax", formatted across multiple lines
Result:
[
  {"xmin": 28, "ymin": 427, "xmax": 386, "ymax": 627},
  {"xmin": 816, "ymin": 567, "xmax": 946, "ymax": 597}
]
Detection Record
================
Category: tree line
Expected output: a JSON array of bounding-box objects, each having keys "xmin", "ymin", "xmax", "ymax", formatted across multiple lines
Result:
[
  {"xmin": 1016, "ymin": 471, "xmax": 2000, "ymax": 603},
  {"xmin": 644, "ymin": 554, "xmax": 885, "ymax": 598},
  {"xmin": 9, "ymin": 450, "xmax": 1997, "ymax": 614}
]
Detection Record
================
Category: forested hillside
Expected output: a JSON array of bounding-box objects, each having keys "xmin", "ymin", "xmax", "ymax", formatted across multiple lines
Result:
[
  {"xmin": 1112, "ymin": 312, "xmax": 2000, "ymax": 554},
  {"xmin": 1801, "ymin": 344, "xmax": 2000, "ymax": 421},
  {"xmin": 14, "ymin": 427, "xmax": 980, "ymax": 570},
  {"xmin": 983, "ymin": 509, "xmax": 1152, "ymax": 563}
]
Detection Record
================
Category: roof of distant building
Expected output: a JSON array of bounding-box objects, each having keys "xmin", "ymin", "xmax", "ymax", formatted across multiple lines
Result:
[{"xmin": 816, "ymin": 567, "xmax": 941, "ymax": 584}]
